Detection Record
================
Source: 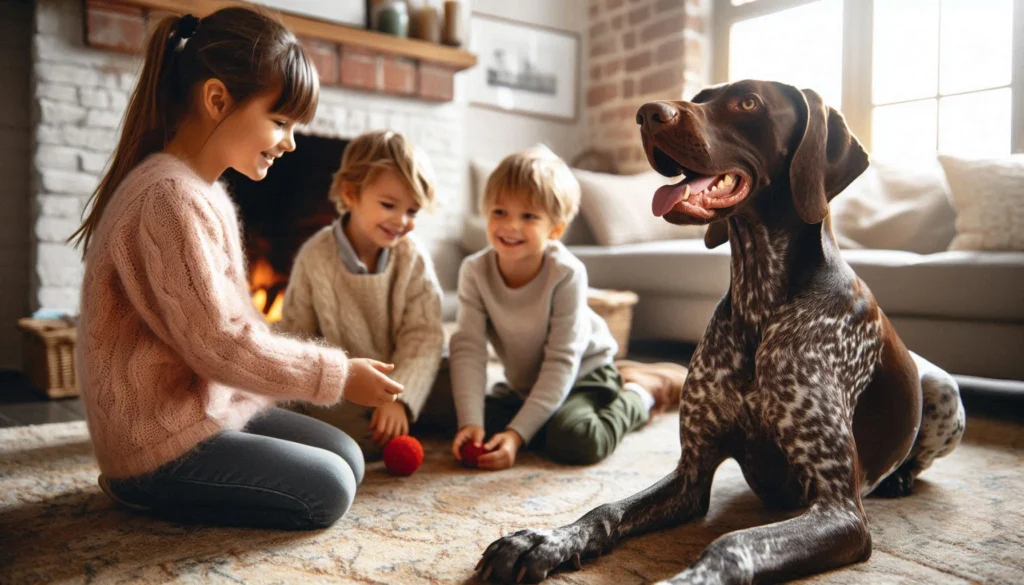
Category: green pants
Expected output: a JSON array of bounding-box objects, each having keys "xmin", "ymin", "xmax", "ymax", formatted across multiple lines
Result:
[{"xmin": 485, "ymin": 363, "xmax": 649, "ymax": 466}]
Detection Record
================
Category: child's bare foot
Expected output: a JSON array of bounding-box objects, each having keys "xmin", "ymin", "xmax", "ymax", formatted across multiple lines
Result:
[{"xmin": 615, "ymin": 360, "xmax": 689, "ymax": 412}]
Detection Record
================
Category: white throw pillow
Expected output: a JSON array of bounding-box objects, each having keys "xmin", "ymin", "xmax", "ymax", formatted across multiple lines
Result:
[
  {"xmin": 939, "ymin": 154, "xmax": 1024, "ymax": 251},
  {"xmin": 573, "ymin": 168, "xmax": 705, "ymax": 246},
  {"xmin": 830, "ymin": 158, "xmax": 957, "ymax": 254},
  {"xmin": 469, "ymin": 158, "xmax": 495, "ymax": 215}
]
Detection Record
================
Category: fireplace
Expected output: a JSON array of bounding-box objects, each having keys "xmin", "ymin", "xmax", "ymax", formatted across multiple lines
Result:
[{"xmin": 223, "ymin": 134, "xmax": 348, "ymax": 322}]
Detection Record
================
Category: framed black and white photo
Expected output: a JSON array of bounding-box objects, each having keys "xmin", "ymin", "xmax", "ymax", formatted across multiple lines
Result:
[{"xmin": 468, "ymin": 14, "xmax": 580, "ymax": 122}]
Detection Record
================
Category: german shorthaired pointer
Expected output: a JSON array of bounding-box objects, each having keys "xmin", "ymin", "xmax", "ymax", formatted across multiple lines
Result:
[{"xmin": 475, "ymin": 80, "xmax": 966, "ymax": 584}]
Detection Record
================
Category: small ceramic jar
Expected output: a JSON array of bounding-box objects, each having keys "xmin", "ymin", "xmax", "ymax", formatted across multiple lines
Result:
[{"xmin": 375, "ymin": 0, "xmax": 409, "ymax": 37}]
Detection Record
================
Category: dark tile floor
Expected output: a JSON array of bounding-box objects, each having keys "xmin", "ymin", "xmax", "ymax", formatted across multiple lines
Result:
[
  {"xmin": 1, "ymin": 340, "xmax": 1021, "ymax": 427},
  {"xmin": 0, "ymin": 370, "xmax": 87, "ymax": 427}
]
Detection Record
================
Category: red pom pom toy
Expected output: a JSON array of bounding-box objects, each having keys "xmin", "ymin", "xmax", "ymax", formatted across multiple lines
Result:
[
  {"xmin": 459, "ymin": 442, "xmax": 492, "ymax": 468},
  {"xmin": 383, "ymin": 435, "xmax": 424, "ymax": 476}
]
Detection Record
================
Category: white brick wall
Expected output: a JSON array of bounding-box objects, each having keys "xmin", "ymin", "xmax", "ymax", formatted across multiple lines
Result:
[
  {"xmin": 30, "ymin": 0, "xmax": 134, "ymax": 316},
  {"xmin": 0, "ymin": 0, "xmax": 33, "ymax": 369},
  {"xmin": 28, "ymin": 0, "xmax": 469, "ymax": 322}
]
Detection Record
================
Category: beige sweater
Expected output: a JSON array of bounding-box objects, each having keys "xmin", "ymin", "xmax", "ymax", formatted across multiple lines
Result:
[{"xmin": 278, "ymin": 225, "xmax": 444, "ymax": 419}]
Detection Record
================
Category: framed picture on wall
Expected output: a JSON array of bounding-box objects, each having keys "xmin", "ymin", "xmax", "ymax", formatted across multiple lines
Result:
[{"xmin": 468, "ymin": 14, "xmax": 580, "ymax": 122}]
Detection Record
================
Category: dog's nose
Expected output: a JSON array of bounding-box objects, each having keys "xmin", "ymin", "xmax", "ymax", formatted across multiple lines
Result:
[{"xmin": 636, "ymin": 102, "xmax": 678, "ymax": 129}]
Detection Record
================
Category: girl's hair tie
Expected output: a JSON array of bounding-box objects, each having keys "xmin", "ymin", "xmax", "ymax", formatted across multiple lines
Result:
[{"xmin": 176, "ymin": 14, "xmax": 200, "ymax": 40}]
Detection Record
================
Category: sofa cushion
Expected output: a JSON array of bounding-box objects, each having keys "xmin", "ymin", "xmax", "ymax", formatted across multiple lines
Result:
[
  {"xmin": 572, "ymin": 240, "xmax": 1024, "ymax": 322},
  {"xmin": 939, "ymin": 154, "xmax": 1024, "ymax": 251},
  {"xmin": 844, "ymin": 248, "xmax": 1024, "ymax": 322},
  {"xmin": 572, "ymin": 239, "xmax": 731, "ymax": 298},
  {"xmin": 830, "ymin": 158, "xmax": 957, "ymax": 254}
]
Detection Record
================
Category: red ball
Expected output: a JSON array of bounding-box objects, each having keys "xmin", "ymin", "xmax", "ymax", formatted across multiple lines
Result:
[
  {"xmin": 459, "ymin": 442, "xmax": 490, "ymax": 468},
  {"xmin": 383, "ymin": 435, "xmax": 424, "ymax": 476}
]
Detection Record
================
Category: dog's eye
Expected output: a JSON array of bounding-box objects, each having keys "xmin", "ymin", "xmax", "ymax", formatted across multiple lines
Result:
[{"xmin": 740, "ymin": 98, "xmax": 758, "ymax": 111}]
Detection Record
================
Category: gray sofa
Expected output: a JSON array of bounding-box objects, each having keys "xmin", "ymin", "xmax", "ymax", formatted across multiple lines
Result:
[
  {"xmin": 452, "ymin": 157, "xmax": 1024, "ymax": 382},
  {"xmin": 575, "ymin": 239, "xmax": 1024, "ymax": 381}
]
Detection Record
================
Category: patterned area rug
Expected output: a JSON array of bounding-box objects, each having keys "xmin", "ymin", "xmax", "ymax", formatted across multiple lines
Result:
[{"xmin": 1, "ymin": 415, "xmax": 1022, "ymax": 585}]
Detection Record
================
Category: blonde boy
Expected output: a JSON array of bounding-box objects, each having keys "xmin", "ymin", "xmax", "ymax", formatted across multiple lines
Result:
[
  {"xmin": 449, "ymin": 145, "xmax": 686, "ymax": 470},
  {"xmin": 280, "ymin": 130, "xmax": 444, "ymax": 460}
]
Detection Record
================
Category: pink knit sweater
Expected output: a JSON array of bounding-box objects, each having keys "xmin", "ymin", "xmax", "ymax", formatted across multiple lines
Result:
[{"xmin": 78, "ymin": 153, "xmax": 350, "ymax": 478}]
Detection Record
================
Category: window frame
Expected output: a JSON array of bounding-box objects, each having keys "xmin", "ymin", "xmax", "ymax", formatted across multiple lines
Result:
[{"xmin": 710, "ymin": 0, "xmax": 1024, "ymax": 155}]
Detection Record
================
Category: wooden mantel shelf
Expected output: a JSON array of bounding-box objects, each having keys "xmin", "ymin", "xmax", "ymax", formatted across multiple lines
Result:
[{"xmin": 126, "ymin": 0, "xmax": 477, "ymax": 71}]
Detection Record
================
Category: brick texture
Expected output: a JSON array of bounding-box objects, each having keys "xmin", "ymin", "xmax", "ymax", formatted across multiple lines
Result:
[
  {"xmin": 584, "ymin": 0, "xmax": 711, "ymax": 172},
  {"xmin": 85, "ymin": 0, "xmax": 145, "ymax": 53},
  {"xmin": 381, "ymin": 56, "xmax": 416, "ymax": 96},
  {"xmin": 340, "ymin": 46, "xmax": 380, "ymax": 92},
  {"xmin": 80, "ymin": 2, "xmax": 459, "ymax": 103},
  {"xmin": 418, "ymin": 64, "xmax": 454, "ymax": 102},
  {"xmin": 300, "ymin": 37, "xmax": 339, "ymax": 86}
]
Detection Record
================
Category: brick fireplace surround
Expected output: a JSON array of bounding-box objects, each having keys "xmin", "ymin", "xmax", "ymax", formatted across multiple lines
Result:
[{"xmin": 2, "ymin": 0, "xmax": 709, "ymax": 368}]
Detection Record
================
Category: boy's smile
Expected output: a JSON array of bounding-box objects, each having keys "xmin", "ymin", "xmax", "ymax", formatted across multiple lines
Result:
[
  {"xmin": 486, "ymin": 193, "xmax": 565, "ymax": 286},
  {"xmin": 342, "ymin": 169, "xmax": 421, "ymax": 270}
]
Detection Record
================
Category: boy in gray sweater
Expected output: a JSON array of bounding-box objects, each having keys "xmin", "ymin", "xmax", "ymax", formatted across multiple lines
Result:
[{"xmin": 449, "ymin": 145, "xmax": 687, "ymax": 470}]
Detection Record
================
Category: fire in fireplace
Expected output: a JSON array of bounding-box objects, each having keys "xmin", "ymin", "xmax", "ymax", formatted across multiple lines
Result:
[{"xmin": 223, "ymin": 134, "xmax": 348, "ymax": 322}]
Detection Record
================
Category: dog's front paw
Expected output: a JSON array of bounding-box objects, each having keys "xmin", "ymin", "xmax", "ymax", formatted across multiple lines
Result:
[{"xmin": 476, "ymin": 528, "xmax": 585, "ymax": 583}]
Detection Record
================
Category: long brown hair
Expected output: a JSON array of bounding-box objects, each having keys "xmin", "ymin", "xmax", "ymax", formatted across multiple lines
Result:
[{"xmin": 69, "ymin": 6, "xmax": 320, "ymax": 253}]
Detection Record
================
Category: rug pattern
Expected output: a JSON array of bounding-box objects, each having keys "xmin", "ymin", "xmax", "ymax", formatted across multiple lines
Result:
[{"xmin": 1, "ymin": 415, "xmax": 1022, "ymax": 584}]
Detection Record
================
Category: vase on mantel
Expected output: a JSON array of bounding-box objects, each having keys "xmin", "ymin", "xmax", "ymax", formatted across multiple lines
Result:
[
  {"xmin": 441, "ymin": 0, "xmax": 463, "ymax": 47},
  {"xmin": 410, "ymin": 3, "xmax": 441, "ymax": 44},
  {"xmin": 373, "ymin": 0, "xmax": 409, "ymax": 38}
]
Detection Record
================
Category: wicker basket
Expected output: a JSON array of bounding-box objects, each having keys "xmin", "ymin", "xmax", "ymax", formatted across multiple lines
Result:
[
  {"xmin": 17, "ymin": 318, "xmax": 79, "ymax": 399},
  {"xmin": 587, "ymin": 288, "xmax": 638, "ymax": 359}
]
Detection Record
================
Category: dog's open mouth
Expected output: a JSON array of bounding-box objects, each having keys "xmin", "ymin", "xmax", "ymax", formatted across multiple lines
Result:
[{"xmin": 650, "ymin": 148, "xmax": 751, "ymax": 221}]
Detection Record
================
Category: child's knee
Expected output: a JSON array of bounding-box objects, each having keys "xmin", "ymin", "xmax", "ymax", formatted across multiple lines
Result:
[
  {"xmin": 544, "ymin": 415, "xmax": 612, "ymax": 465},
  {"xmin": 307, "ymin": 457, "xmax": 358, "ymax": 528},
  {"xmin": 331, "ymin": 430, "xmax": 366, "ymax": 485}
]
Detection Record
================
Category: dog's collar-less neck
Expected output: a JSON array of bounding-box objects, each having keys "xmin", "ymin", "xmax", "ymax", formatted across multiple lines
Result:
[
  {"xmin": 725, "ymin": 209, "xmax": 846, "ymax": 340},
  {"xmin": 726, "ymin": 215, "xmax": 791, "ymax": 337}
]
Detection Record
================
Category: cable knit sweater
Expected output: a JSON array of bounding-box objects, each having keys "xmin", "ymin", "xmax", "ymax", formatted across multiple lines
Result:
[
  {"xmin": 78, "ymin": 153, "xmax": 350, "ymax": 479},
  {"xmin": 277, "ymin": 224, "xmax": 444, "ymax": 420}
]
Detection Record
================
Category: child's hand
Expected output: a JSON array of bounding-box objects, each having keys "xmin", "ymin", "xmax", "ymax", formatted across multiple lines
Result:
[
  {"xmin": 343, "ymin": 358, "xmax": 403, "ymax": 407},
  {"xmin": 371, "ymin": 400, "xmax": 409, "ymax": 447},
  {"xmin": 477, "ymin": 430, "xmax": 524, "ymax": 470},
  {"xmin": 452, "ymin": 424, "xmax": 485, "ymax": 461}
]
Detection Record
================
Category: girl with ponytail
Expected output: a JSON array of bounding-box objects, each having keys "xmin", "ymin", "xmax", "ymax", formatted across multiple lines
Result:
[{"xmin": 73, "ymin": 7, "xmax": 403, "ymax": 529}]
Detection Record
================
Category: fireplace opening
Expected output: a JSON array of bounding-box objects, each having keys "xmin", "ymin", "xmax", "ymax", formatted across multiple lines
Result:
[{"xmin": 223, "ymin": 133, "xmax": 348, "ymax": 322}]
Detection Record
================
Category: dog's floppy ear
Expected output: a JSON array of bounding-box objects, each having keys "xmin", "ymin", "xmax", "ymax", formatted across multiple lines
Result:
[
  {"xmin": 690, "ymin": 84, "xmax": 724, "ymax": 104},
  {"xmin": 704, "ymin": 220, "xmax": 729, "ymax": 249},
  {"xmin": 784, "ymin": 86, "xmax": 869, "ymax": 224}
]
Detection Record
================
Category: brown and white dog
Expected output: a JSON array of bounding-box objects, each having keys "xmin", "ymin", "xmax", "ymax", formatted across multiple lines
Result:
[{"xmin": 475, "ymin": 80, "xmax": 966, "ymax": 584}]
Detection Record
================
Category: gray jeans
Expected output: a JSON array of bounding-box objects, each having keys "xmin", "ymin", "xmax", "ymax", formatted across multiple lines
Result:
[{"xmin": 106, "ymin": 408, "xmax": 364, "ymax": 530}]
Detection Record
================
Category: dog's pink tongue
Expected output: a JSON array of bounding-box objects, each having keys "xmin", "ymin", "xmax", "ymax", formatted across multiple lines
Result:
[{"xmin": 652, "ymin": 174, "xmax": 718, "ymax": 217}]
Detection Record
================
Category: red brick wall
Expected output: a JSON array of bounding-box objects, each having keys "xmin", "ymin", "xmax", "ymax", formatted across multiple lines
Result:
[
  {"xmin": 585, "ymin": 0, "xmax": 711, "ymax": 173},
  {"xmin": 82, "ymin": 0, "xmax": 454, "ymax": 102}
]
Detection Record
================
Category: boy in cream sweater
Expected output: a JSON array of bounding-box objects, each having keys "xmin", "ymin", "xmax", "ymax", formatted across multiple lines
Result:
[
  {"xmin": 279, "ymin": 130, "xmax": 444, "ymax": 460},
  {"xmin": 449, "ymin": 145, "xmax": 687, "ymax": 470}
]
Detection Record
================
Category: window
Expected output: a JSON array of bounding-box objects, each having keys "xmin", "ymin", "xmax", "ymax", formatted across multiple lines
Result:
[
  {"xmin": 729, "ymin": 0, "xmax": 844, "ymax": 107},
  {"xmin": 712, "ymin": 0, "xmax": 1023, "ymax": 161}
]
